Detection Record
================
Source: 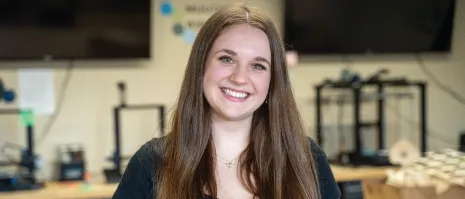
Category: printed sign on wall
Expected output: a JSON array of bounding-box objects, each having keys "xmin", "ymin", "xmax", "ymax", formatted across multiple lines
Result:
[{"xmin": 159, "ymin": 0, "xmax": 223, "ymax": 44}]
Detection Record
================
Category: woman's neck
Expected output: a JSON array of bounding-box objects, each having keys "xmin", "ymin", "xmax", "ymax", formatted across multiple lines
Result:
[{"xmin": 211, "ymin": 114, "xmax": 252, "ymax": 158}]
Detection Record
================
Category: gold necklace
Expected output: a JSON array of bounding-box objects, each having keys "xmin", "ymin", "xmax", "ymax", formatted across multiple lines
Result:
[{"xmin": 217, "ymin": 155, "xmax": 238, "ymax": 169}]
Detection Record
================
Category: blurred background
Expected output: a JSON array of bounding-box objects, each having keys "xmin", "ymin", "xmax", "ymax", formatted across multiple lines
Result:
[{"xmin": 0, "ymin": 0, "xmax": 464, "ymax": 198}]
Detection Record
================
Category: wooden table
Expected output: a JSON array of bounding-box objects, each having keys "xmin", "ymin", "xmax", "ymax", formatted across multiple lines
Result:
[
  {"xmin": 0, "ymin": 165, "xmax": 391, "ymax": 199},
  {"xmin": 0, "ymin": 183, "xmax": 118, "ymax": 199},
  {"xmin": 331, "ymin": 165, "xmax": 392, "ymax": 182}
]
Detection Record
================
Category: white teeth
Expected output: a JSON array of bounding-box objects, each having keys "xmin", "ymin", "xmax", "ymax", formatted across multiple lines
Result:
[{"xmin": 222, "ymin": 88, "xmax": 248, "ymax": 99}]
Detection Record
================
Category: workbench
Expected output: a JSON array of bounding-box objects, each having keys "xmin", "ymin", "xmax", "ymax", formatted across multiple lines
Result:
[{"xmin": 0, "ymin": 165, "xmax": 391, "ymax": 199}]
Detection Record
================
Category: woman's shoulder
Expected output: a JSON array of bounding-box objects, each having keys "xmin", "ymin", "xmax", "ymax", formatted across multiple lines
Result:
[
  {"xmin": 134, "ymin": 136, "xmax": 167, "ymax": 169},
  {"xmin": 305, "ymin": 137, "xmax": 341, "ymax": 199},
  {"xmin": 114, "ymin": 137, "xmax": 166, "ymax": 180},
  {"xmin": 123, "ymin": 136, "xmax": 167, "ymax": 180},
  {"xmin": 306, "ymin": 137, "xmax": 326, "ymax": 157},
  {"xmin": 112, "ymin": 136, "xmax": 167, "ymax": 198},
  {"xmin": 142, "ymin": 136, "xmax": 167, "ymax": 155}
]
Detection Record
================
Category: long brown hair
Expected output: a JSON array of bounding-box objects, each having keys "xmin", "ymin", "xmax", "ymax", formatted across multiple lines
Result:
[{"xmin": 156, "ymin": 3, "xmax": 320, "ymax": 199}]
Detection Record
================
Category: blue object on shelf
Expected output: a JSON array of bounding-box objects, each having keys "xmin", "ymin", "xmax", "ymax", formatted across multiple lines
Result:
[{"xmin": 3, "ymin": 89, "xmax": 15, "ymax": 103}]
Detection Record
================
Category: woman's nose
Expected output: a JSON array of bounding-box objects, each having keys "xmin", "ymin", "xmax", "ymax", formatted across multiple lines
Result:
[{"xmin": 229, "ymin": 65, "xmax": 248, "ymax": 85}]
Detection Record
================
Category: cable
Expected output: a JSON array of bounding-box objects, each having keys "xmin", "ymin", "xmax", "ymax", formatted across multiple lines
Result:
[
  {"xmin": 36, "ymin": 60, "xmax": 74, "ymax": 146},
  {"xmin": 415, "ymin": 54, "xmax": 465, "ymax": 106}
]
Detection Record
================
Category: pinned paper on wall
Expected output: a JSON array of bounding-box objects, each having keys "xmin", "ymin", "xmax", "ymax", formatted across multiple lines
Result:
[{"xmin": 18, "ymin": 68, "xmax": 55, "ymax": 116}]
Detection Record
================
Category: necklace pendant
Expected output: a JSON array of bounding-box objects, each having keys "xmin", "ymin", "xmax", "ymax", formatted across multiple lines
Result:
[{"xmin": 225, "ymin": 161, "xmax": 234, "ymax": 169}]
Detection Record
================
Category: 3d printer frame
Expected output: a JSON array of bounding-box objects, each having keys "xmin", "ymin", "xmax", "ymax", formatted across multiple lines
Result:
[
  {"xmin": 0, "ymin": 109, "xmax": 42, "ymax": 192},
  {"xmin": 103, "ymin": 104, "xmax": 166, "ymax": 183},
  {"xmin": 103, "ymin": 81, "xmax": 166, "ymax": 183},
  {"xmin": 314, "ymin": 79, "xmax": 427, "ymax": 166}
]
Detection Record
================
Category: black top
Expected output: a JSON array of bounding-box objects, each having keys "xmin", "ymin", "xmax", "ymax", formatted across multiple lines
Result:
[{"xmin": 112, "ymin": 137, "xmax": 341, "ymax": 199}]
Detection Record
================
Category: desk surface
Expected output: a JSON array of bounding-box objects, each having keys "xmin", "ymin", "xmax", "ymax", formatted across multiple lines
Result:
[
  {"xmin": 0, "ymin": 165, "xmax": 391, "ymax": 199},
  {"xmin": 331, "ymin": 165, "xmax": 393, "ymax": 182}
]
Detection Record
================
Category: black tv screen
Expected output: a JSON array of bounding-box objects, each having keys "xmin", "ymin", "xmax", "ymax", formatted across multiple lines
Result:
[
  {"xmin": 284, "ymin": 0, "xmax": 456, "ymax": 55},
  {"xmin": 0, "ymin": 0, "xmax": 151, "ymax": 60}
]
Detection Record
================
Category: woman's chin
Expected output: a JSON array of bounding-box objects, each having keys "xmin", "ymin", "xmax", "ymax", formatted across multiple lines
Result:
[{"xmin": 214, "ymin": 110, "xmax": 254, "ymax": 122}]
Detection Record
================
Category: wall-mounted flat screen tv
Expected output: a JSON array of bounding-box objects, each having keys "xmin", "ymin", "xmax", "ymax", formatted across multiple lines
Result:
[
  {"xmin": 284, "ymin": 0, "xmax": 456, "ymax": 55},
  {"xmin": 0, "ymin": 0, "xmax": 151, "ymax": 60}
]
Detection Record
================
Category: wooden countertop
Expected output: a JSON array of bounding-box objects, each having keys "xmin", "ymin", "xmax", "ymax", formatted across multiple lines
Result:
[
  {"xmin": 0, "ymin": 165, "xmax": 391, "ymax": 199},
  {"xmin": 331, "ymin": 165, "xmax": 393, "ymax": 182},
  {"xmin": 0, "ymin": 183, "xmax": 117, "ymax": 199}
]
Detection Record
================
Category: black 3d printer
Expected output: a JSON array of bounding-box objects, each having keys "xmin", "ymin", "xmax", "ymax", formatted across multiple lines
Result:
[
  {"xmin": 0, "ymin": 78, "xmax": 43, "ymax": 192},
  {"xmin": 103, "ymin": 81, "xmax": 166, "ymax": 183},
  {"xmin": 314, "ymin": 69, "xmax": 428, "ymax": 167}
]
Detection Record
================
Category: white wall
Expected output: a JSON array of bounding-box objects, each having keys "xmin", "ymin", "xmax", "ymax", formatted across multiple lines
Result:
[{"xmin": 0, "ymin": 0, "xmax": 464, "ymax": 180}]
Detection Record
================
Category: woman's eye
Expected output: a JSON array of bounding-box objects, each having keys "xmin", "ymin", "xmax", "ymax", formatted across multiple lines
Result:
[
  {"xmin": 219, "ymin": 56, "xmax": 234, "ymax": 64},
  {"xmin": 252, "ymin": 64, "xmax": 266, "ymax": 70}
]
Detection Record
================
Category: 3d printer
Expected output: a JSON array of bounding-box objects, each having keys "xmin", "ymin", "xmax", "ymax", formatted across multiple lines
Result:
[
  {"xmin": 314, "ymin": 69, "xmax": 428, "ymax": 166},
  {"xmin": 103, "ymin": 81, "xmax": 166, "ymax": 183},
  {"xmin": 0, "ymin": 78, "xmax": 43, "ymax": 192}
]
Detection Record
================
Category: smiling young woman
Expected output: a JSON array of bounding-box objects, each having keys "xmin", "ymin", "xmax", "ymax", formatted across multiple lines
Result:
[{"xmin": 112, "ymin": 3, "xmax": 340, "ymax": 199}]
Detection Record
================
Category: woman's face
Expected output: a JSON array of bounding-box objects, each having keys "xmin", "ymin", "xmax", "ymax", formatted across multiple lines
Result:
[{"xmin": 203, "ymin": 24, "xmax": 271, "ymax": 122}]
